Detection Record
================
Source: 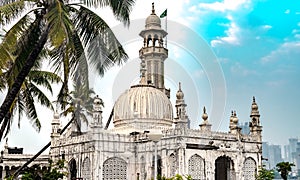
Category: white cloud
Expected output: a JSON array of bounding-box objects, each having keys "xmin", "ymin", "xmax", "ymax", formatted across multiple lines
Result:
[
  {"xmin": 285, "ymin": 9, "xmax": 290, "ymax": 14},
  {"xmin": 211, "ymin": 20, "xmax": 241, "ymax": 47},
  {"xmin": 261, "ymin": 41, "xmax": 300, "ymax": 63},
  {"xmin": 262, "ymin": 25, "xmax": 272, "ymax": 30},
  {"xmin": 198, "ymin": 0, "xmax": 250, "ymax": 12}
]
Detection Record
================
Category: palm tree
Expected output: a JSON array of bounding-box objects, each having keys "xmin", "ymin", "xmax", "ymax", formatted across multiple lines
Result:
[
  {"xmin": 60, "ymin": 84, "xmax": 103, "ymax": 135},
  {"xmin": 0, "ymin": 59, "xmax": 61, "ymax": 137},
  {"xmin": 0, "ymin": 0, "xmax": 135, "ymax": 139},
  {"xmin": 256, "ymin": 166, "xmax": 275, "ymax": 180},
  {"xmin": 276, "ymin": 162, "xmax": 295, "ymax": 180}
]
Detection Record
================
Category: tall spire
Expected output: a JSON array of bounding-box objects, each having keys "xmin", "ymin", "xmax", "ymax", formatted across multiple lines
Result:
[
  {"xmin": 249, "ymin": 96, "xmax": 262, "ymax": 140},
  {"xmin": 174, "ymin": 82, "xmax": 189, "ymax": 131}
]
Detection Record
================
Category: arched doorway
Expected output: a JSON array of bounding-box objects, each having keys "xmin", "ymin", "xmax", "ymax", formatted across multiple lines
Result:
[
  {"xmin": 69, "ymin": 159, "xmax": 77, "ymax": 180},
  {"xmin": 152, "ymin": 155, "xmax": 162, "ymax": 179},
  {"xmin": 215, "ymin": 156, "xmax": 235, "ymax": 180}
]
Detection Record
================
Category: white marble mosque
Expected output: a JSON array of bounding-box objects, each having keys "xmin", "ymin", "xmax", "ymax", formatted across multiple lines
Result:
[{"xmin": 1, "ymin": 3, "xmax": 263, "ymax": 180}]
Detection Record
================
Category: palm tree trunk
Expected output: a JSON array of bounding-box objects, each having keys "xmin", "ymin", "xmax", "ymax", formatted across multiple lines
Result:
[{"xmin": 0, "ymin": 27, "xmax": 49, "ymax": 140}]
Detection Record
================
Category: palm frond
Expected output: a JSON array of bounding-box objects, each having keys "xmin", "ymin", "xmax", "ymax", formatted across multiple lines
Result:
[
  {"xmin": 46, "ymin": 0, "xmax": 73, "ymax": 47},
  {"xmin": 28, "ymin": 83, "xmax": 54, "ymax": 110},
  {"xmin": 72, "ymin": 5, "xmax": 128, "ymax": 76},
  {"xmin": 0, "ymin": 0, "xmax": 26, "ymax": 26},
  {"xmin": 28, "ymin": 70, "xmax": 62, "ymax": 93},
  {"xmin": 108, "ymin": 0, "xmax": 135, "ymax": 26},
  {"xmin": 23, "ymin": 83, "xmax": 41, "ymax": 131},
  {"xmin": 80, "ymin": 0, "xmax": 135, "ymax": 26}
]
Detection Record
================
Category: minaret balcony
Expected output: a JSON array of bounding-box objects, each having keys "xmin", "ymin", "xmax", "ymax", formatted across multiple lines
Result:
[{"xmin": 139, "ymin": 46, "xmax": 168, "ymax": 58}]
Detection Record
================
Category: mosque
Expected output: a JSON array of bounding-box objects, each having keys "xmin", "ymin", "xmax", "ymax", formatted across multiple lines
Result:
[{"xmin": 1, "ymin": 3, "xmax": 263, "ymax": 180}]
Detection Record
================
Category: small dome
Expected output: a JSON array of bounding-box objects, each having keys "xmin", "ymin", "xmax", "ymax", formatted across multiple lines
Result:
[
  {"xmin": 145, "ymin": 14, "xmax": 161, "ymax": 29},
  {"xmin": 176, "ymin": 82, "xmax": 184, "ymax": 99},
  {"xmin": 53, "ymin": 112, "xmax": 60, "ymax": 120},
  {"xmin": 113, "ymin": 84, "xmax": 173, "ymax": 131},
  {"xmin": 94, "ymin": 95, "xmax": 102, "ymax": 105},
  {"xmin": 145, "ymin": 3, "xmax": 161, "ymax": 29}
]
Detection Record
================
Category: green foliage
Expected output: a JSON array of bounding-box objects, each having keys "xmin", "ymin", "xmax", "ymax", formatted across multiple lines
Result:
[
  {"xmin": 276, "ymin": 161, "xmax": 295, "ymax": 180},
  {"xmin": 156, "ymin": 174, "xmax": 192, "ymax": 180},
  {"xmin": 0, "ymin": 0, "xmax": 136, "ymax": 140},
  {"xmin": 256, "ymin": 166, "xmax": 275, "ymax": 180}
]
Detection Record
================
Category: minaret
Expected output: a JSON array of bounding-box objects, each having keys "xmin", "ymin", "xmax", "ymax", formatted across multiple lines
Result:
[
  {"xmin": 139, "ymin": 3, "xmax": 169, "ymax": 97},
  {"xmin": 91, "ymin": 95, "xmax": 103, "ymax": 129},
  {"xmin": 229, "ymin": 111, "xmax": 240, "ymax": 134},
  {"xmin": 249, "ymin": 96, "xmax": 262, "ymax": 140},
  {"xmin": 51, "ymin": 112, "xmax": 61, "ymax": 138},
  {"xmin": 174, "ymin": 82, "xmax": 188, "ymax": 130},
  {"xmin": 199, "ymin": 106, "xmax": 212, "ymax": 131}
]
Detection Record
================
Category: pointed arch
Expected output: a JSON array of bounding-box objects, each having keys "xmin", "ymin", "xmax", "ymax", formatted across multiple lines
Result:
[
  {"xmin": 140, "ymin": 156, "xmax": 147, "ymax": 180},
  {"xmin": 243, "ymin": 157, "xmax": 257, "ymax": 180},
  {"xmin": 82, "ymin": 157, "xmax": 91, "ymax": 180},
  {"xmin": 169, "ymin": 153, "xmax": 177, "ymax": 177},
  {"xmin": 102, "ymin": 157, "xmax": 127, "ymax": 180},
  {"xmin": 188, "ymin": 154, "xmax": 205, "ymax": 179},
  {"xmin": 215, "ymin": 155, "xmax": 235, "ymax": 180},
  {"xmin": 69, "ymin": 158, "xmax": 77, "ymax": 179}
]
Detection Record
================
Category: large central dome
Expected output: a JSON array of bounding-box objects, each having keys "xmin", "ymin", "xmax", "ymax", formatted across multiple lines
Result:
[{"xmin": 113, "ymin": 84, "xmax": 173, "ymax": 131}]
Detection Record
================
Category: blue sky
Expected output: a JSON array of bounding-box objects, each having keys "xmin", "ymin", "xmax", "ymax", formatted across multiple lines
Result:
[
  {"xmin": 178, "ymin": 0, "xmax": 300, "ymax": 144},
  {"xmin": 1, "ymin": 0, "xmax": 300, "ymax": 153}
]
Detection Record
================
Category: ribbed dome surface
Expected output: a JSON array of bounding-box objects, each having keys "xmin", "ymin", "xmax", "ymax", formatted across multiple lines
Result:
[
  {"xmin": 113, "ymin": 84, "xmax": 173, "ymax": 130},
  {"xmin": 145, "ymin": 14, "xmax": 161, "ymax": 29}
]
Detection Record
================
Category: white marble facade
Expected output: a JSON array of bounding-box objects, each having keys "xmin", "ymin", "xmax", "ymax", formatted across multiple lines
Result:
[{"xmin": 49, "ymin": 3, "xmax": 263, "ymax": 180}]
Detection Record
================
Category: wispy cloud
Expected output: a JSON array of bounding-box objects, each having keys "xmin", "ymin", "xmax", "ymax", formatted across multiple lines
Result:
[
  {"xmin": 261, "ymin": 41, "xmax": 300, "ymax": 63},
  {"xmin": 211, "ymin": 17, "xmax": 241, "ymax": 47},
  {"xmin": 230, "ymin": 62, "xmax": 257, "ymax": 76}
]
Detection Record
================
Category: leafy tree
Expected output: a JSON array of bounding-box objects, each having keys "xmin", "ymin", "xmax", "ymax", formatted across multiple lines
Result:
[
  {"xmin": 256, "ymin": 166, "xmax": 275, "ymax": 180},
  {"xmin": 276, "ymin": 161, "xmax": 295, "ymax": 180},
  {"xmin": 0, "ymin": 0, "xmax": 135, "ymax": 140}
]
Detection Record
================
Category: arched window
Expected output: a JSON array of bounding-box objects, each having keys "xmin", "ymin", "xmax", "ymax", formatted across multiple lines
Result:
[
  {"xmin": 169, "ymin": 153, "xmax": 177, "ymax": 177},
  {"xmin": 69, "ymin": 158, "xmax": 77, "ymax": 179},
  {"xmin": 140, "ymin": 156, "xmax": 147, "ymax": 180},
  {"xmin": 103, "ymin": 157, "xmax": 127, "ymax": 180},
  {"xmin": 188, "ymin": 154, "xmax": 205, "ymax": 180},
  {"xmin": 82, "ymin": 157, "xmax": 91, "ymax": 180},
  {"xmin": 243, "ymin": 157, "xmax": 256, "ymax": 180}
]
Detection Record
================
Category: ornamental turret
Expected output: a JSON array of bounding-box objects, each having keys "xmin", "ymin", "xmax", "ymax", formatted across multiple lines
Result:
[
  {"xmin": 139, "ymin": 3, "xmax": 169, "ymax": 97},
  {"xmin": 174, "ymin": 83, "xmax": 188, "ymax": 130},
  {"xmin": 51, "ymin": 112, "xmax": 60, "ymax": 138},
  {"xmin": 199, "ymin": 106, "xmax": 212, "ymax": 131},
  {"xmin": 229, "ymin": 111, "xmax": 241, "ymax": 134},
  {"xmin": 249, "ymin": 96, "xmax": 262, "ymax": 141},
  {"xmin": 91, "ymin": 95, "xmax": 103, "ymax": 129}
]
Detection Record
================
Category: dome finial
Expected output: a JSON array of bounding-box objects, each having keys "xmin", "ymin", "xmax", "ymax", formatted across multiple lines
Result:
[
  {"xmin": 152, "ymin": 2, "xmax": 155, "ymax": 14},
  {"xmin": 202, "ymin": 106, "xmax": 208, "ymax": 121}
]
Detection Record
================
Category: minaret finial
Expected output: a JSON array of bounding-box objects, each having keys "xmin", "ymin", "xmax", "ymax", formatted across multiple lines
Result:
[
  {"xmin": 253, "ymin": 96, "xmax": 256, "ymax": 103},
  {"xmin": 179, "ymin": 82, "xmax": 182, "ymax": 91},
  {"xmin": 152, "ymin": 2, "xmax": 155, "ymax": 14}
]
